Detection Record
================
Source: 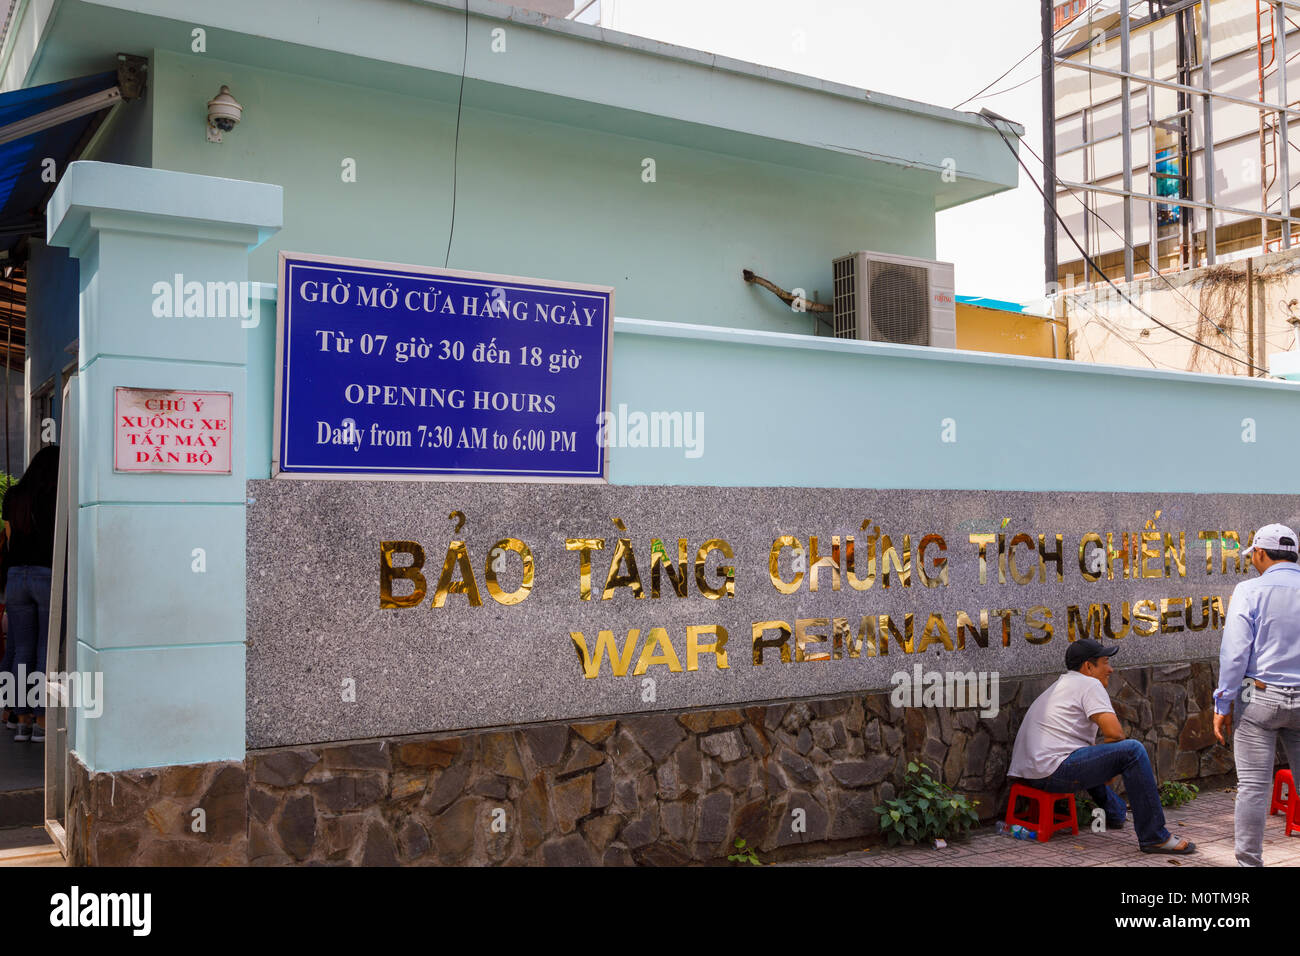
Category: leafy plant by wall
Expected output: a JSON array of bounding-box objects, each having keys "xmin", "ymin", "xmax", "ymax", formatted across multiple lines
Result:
[{"xmin": 874, "ymin": 760, "xmax": 981, "ymax": 846}]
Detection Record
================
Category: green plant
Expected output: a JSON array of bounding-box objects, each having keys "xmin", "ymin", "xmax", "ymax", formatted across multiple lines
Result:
[
  {"xmin": 1076, "ymin": 792, "xmax": 1098, "ymax": 829},
  {"xmin": 1159, "ymin": 780, "xmax": 1199, "ymax": 808},
  {"xmin": 874, "ymin": 760, "xmax": 981, "ymax": 846},
  {"xmin": 727, "ymin": 837, "xmax": 761, "ymax": 866},
  {"xmin": 0, "ymin": 473, "xmax": 16, "ymax": 499}
]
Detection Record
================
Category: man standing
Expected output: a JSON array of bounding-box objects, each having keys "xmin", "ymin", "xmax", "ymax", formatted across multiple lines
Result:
[
  {"xmin": 1213, "ymin": 523, "xmax": 1300, "ymax": 867},
  {"xmin": 1009, "ymin": 638, "xmax": 1193, "ymax": 854}
]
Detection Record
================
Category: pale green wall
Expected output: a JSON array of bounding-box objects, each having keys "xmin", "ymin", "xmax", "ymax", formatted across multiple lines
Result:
[
  {"xmin": 148, "ymin": 50, "xmax": 934, "ymax": 334},
  {"xmin": 82, "ymin": 58, "xmax": 154, "ymax": 169},
  {"xmin": 48, "ymin": 161, "xmax": 281, "ymax": 773}
]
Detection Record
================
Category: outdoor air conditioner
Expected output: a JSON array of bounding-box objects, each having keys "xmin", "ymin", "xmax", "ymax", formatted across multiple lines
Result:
[{"xmin": 831, "ymin": 250, "xmax": 956, "ymax": 348}]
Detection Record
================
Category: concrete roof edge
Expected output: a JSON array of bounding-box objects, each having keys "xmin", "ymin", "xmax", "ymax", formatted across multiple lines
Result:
[{"xmin": 425, "ymin": 0, "xmax": 1026, "ymax": 137}]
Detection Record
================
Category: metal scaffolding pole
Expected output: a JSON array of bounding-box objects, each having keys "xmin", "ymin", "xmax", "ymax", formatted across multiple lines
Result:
[
  {"xmin": 1057, "ymin": 178, "xmax": 1297, "ymax": 219},
  {"xmin": 1043, "ymin": 0, "xmax": 1059, "ymax": 288},
  {"xmin": 1277, "ymin": 0, "xmax": 1292, "ymax": 248},
  {"xmin": 1177, "ymin": 6, "xmax": 1192, "ymax": 269},
  {"xmin": 1148, "ymin": 29, "xmax": 1159, "ymax": 277},
  {"xmin": 1202, "ymin": 0, "xmax": 1216, "ymax": 263},
  {"xmin": 1121, "ymin": 0, "xmax": 1135, "ymax": 281},
  {"xmin": 1051, "ymin": 0, "xmax": 1300, "ymax": 286},
  {"xmin": 1052, "ymin": 1, "xmax": 1300, "ymax": 282},
  {"xmin": 1056, "ymin": 58, "xmax": 1300, "ymax": 115},
  {"xmin": 1260, "ymin": 1, "xmax": 1271, "ymax": 254}
]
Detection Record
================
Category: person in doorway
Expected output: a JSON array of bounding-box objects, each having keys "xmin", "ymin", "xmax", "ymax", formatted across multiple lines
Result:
[
  {"xmin": 3, "ymin": 446, "xmax": 59, "ymax": 743},
  {"xmin": 1008, "ymin": 638, "xmax": 1194, "ymax": 854},
  {"xmin": 1213, "ymin": 523, "xmax": 1300, "ymax": 867}
]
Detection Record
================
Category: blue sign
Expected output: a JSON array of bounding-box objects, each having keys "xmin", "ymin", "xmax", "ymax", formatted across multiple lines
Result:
[{"xmin": 274, "ymin": 253, "xmax": 613, "ymax": 480}]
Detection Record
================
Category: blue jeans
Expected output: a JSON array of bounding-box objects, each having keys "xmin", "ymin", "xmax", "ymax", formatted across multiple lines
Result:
[
  {"xmin": 1, "ymin": 566, "xmax": 52, "ymax": 718},
  {"xmin": 1024, "ymin": 739, "xmax": 1170, "ymax": 847},
  {"xmin": 1231, "ymin": 685, "xmax": 1300, "ymax": 867}
]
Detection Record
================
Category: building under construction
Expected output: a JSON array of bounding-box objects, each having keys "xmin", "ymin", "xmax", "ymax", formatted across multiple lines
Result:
[{"xmin": 1051, "ymin": 0, "xmax": 1300, "ymax": 287}]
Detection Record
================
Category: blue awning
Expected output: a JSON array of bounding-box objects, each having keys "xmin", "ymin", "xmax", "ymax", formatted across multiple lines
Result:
[
  {"xmin": 0, "ymin": 71, "xmax": 119, "ymax": 256},
  {"xmin": 955, "ymin": 294, "xmax": 1026, "ymax": 315}
]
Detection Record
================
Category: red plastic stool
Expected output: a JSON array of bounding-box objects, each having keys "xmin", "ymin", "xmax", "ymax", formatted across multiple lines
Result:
[
  {"xmin": 1271, "ymin": 770, "xmax": 1300, "ymax": 835},
  {"xmin": 1270, "ymin": 770, "xmax": 1292, "ymax": 815},
  {"xmin": 1005, "ymin": 783, "xmax": 1079, "ymax": 843}
]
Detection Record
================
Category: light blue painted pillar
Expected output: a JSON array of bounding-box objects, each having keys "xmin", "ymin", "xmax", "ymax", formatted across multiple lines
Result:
[{"xmin": 47, "ymin": 162, "xmax": 282, "ymax": 772}]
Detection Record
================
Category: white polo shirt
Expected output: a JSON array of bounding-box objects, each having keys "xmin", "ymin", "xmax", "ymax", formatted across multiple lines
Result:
[{"xmin": 1008, "ymin": 670, "xmax": 1116, "ymax": 779}]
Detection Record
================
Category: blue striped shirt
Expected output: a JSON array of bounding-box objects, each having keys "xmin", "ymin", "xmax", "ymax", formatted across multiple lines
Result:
[{"xmin": 1215, "ymin": 562, "xmax": 1300, "ymax": 715}]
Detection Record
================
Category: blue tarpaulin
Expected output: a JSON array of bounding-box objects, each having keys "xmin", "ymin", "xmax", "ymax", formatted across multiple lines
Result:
[{"xmin": 0, "ymin": 71, "xmax": 118, "ymax": 254}]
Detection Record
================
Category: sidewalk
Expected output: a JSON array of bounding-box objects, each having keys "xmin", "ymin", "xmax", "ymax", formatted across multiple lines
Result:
[
  {"xmin": 0, "ymin": 720, "xmax": 45, "ymax": 828},
  {"xmin": 0, "ymin": 785, "xmax": 1292, "ymax": 869},
  {"xmin": 0, "ymin": 826, "xmax": 62, "ymax": 867},
  {"xmin": 781, "ymin": 788, "xmax": 1300, "ymax": 867}
]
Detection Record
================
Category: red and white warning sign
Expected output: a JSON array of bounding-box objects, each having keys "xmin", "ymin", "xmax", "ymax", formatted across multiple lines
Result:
[{"xmin": 114, "ymin": 387, "xmax": 233, "ymax": 474}]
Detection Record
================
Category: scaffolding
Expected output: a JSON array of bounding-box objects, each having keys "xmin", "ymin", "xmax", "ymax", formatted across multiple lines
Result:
[{"xmin": 1046, "ymin": 0, "xmax": 1300, "ymax": 288}]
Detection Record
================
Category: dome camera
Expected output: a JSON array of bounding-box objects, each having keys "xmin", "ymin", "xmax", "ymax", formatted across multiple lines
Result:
[{"xmin": 206, "ymin": 85, "xmax": 242, "ymax": 142}]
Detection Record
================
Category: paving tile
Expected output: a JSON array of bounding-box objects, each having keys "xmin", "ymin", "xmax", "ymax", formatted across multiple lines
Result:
[
  {"xmin": 788, "ymin": 786, "xmax": 1300, "ymax": 867},
  {"xmin": 928, "ymin": 845, "xmax": 983, "ymax": 860}
]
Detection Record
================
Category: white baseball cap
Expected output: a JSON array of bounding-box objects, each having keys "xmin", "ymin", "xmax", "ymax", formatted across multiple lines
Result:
[{"xmin": 1243, "ymin": 523, "xmax": 1300, "ymax": 556}]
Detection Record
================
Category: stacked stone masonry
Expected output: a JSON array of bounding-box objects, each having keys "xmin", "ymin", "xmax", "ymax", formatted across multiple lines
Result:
[{"xmin": 66, "ymin": 661, "xmax": 1247, "ymax": 865}]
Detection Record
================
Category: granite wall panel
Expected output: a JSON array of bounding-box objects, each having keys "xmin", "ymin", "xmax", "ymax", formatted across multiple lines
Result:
[{"xmin": 247, "ymin": 480, "xmax": 1289, "ymax": 748}]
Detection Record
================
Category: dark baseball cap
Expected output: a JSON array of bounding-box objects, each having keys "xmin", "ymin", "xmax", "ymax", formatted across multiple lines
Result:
[{"xmin": 1066, "ymin": 638, "xmax": 1118, "ymax": 670}]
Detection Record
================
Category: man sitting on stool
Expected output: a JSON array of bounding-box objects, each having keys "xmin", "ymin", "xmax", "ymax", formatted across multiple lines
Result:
[{"xmin": 1007, "ymin": 638, "xmax": 1195, "ymax": 855}]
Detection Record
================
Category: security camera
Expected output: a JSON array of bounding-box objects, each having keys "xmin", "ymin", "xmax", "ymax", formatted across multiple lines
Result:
[{"xmin": 206, "ymin": 85, "xmax": 242, "ymax": 142}]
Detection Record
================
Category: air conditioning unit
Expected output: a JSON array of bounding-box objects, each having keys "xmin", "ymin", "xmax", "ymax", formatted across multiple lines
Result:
[{"xmin": 832, "ymin": 250, "xmax": 956, "ymax": 348}]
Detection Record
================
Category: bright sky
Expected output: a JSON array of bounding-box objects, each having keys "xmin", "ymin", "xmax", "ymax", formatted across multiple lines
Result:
[{"xmin": 602, "ymin": 0, "xmax": 1047, "ymax": 304}]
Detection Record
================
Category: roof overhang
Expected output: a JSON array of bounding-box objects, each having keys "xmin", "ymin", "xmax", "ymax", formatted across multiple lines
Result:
[{"xmin": 6, "ymin": 0, "xmax": 1022, "ymax": 210}]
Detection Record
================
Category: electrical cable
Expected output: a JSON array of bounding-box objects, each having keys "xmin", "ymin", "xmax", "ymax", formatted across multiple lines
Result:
[
  {"xmin": 954, "ymin": 49, "xmax": 1042, "ymax": 111},
  {"xmin": 1016, "ymin": 133, "xmax": 1260, "ymax": 360},
  {"xmin": 1069, "ymin": 293, "xmax": 1172, "ymax": 368},
  {"xmin": 964, "ymin": 71, "xmax": 1040, "ymax": 104},
  {"xmin": 1072, "ymin": 310, "xmax": 1162, "ymax": 368},
  {"xmin": 952, "ymin": 0, "xmax": 1106, "ymax": 110},
  {"xmin": 1072, "ymin": 299, "xmax": 1191, "ymax": 370},
  {"xmin": 1026, "ymin": 9, "xmax": 1284, "ymax": 370},
  {"xmin": 443, "ymin": 0, "xmax": 470, "ymax": 268},
  {"xmin": 1075, "ymin": 310, "xmax": 1101, "ymax": 363},
  {"xmin": 1041, "ymin": 9, "xmax": 1298, "ymax": 347},
  {"xmin": 1069, "ymin": 283, "xmax": 1200, "ymax": 363},
  {"xmin": 978, "ymin": 113, "xmax": 1273, "ymax": 375}
]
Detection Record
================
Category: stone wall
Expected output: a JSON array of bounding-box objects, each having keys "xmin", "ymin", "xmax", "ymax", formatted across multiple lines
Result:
[
  {"xmin": 66, "ymin": 752, "xmax": 246, "ymax": 866},
  {"xmin": 66, "ymin": 661, "xmax": 1235, "ymax": 866}
]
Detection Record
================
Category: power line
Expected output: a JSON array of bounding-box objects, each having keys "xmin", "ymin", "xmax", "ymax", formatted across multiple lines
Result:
[
  {"xmin": 954, "ymin": 49, "xmax": 1041, "ymax": 111},
  {"xmin": 951, "ymin": 1, "xmax": 1102, "ymax": 110},
  {"xmin": 443, "ymin": 0, "xmax": 470, "ymax": 268},
  {"xmin": 1075, "ymin": 309, "xmax": 1101, "ymax": 363},
  {"xmin": 1025, "ymin": 10, "xmax": 1291, "ymax": 363},
  {"xmin": 957, "ymin": 4, "xmax": 1278, "ymax": 374},
  {"xmin": 1074, "ymin": 312, "xmax": 1161, "ymax": 369},
  {"xmin": 952, "ymin": 1, "xmax": 1105, "ymax": 110},
  {"xmin": 1015, "ymin": 132, "xmax": 1258, "ymax": 362},
  {"xmin": 1070, "ymin": 295, "xmax": 1167, "ymax": 369},
  {"xmin": 965, "ymin": 71, "xmax": 1040, "ymax": 104},
  {"xmin": 1071, "ymin": 299, "xmax": 1192, "ymax": 370},
  {"xmin": 1071, "ymin": 285, "xmax": 1203, "ymax": 367},
  {"xmin": 978, "ymin": 113, "xmax": 1273, "ymax": 376}
]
